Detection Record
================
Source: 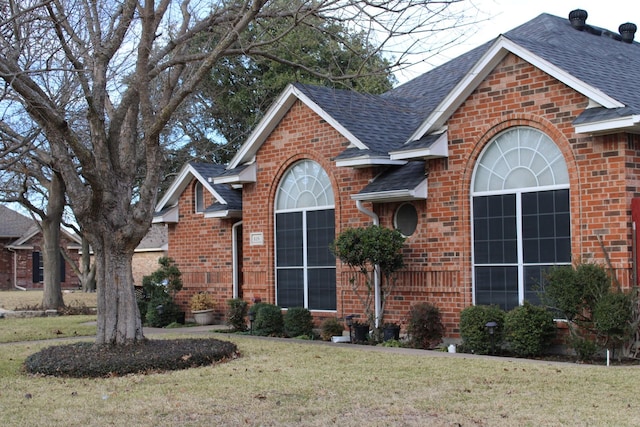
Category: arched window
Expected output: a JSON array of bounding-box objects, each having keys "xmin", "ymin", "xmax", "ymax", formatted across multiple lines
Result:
[
  {"xmin": 471, "ymin": 127, "xmax": 570, "ymax": 310},
  {"xmin": 275, "ymin": 160, "xmax": 336, "ymax": 310},
  {"xmin": 194, "ymin": 182, "xmax": 204, "ymax": 213}
]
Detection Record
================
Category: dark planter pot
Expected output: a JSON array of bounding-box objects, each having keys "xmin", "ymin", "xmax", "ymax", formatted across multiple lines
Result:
[
  {"xmin": 177, "ymin": 311, "xmax": 186, "ymax": 325},
  {"xmin": 353, "ymin": 324, "xmax": 370, "ymax": 343},
  {"xmin": 383, "ymin": 325, "xmax": 400, "ymax": 342}
]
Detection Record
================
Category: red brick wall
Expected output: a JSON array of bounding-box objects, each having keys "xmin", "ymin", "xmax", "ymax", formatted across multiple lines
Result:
[
  {"xmin": 167, "ymin": 179, "xmax": 240, "ymax": 321},
  {"xmin": 1, "ymin": 234, "xmax": 81, "ymax": 290},
  {"xmin": 167, "ymin": 53, "xmax": 639, "ymax": 336},
  {"xmin": 0, "ymin": 238, "xmax": 13, "ymax": 289}
]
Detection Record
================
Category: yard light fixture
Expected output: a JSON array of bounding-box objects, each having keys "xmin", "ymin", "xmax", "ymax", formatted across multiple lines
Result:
[
  {"xmin": 156, "ymin": 304, "xmax": 164, "ymax": 315},
  {"xmin": 345, "ymin": 315, "xmax": 355, "ymax": 343},
  {"xmin": 248, "ymin": 310, "xmax": 256, "ymax": 335},
  {"xmin": 485, "ymin": 321, "xmax": 497, "ymax": 355}
]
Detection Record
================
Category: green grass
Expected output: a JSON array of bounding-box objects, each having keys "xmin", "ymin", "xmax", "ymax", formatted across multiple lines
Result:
[
  {"xmin": 1, "ymin": 332, "xmax": 639, "ymax": 426},
  {"xmin": 0, "ymin": 290, "xmax": 97, "ymax": 310},
  {"xmin": 0, "ymin": 315, "xmax": 96, "ymax": 343}
]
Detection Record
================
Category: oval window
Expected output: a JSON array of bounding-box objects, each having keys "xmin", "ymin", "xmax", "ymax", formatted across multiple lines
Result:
[{"xmin": 394, "ymin": 203, "xmax": 418, "ymax": 236}]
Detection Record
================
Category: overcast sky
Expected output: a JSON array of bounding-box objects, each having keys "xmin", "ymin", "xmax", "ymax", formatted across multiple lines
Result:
[{"xmin": 396, "ymin": 0, "xmax": 640, "ymax": 83}]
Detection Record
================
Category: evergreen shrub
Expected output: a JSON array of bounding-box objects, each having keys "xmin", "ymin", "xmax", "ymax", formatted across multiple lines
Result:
[
  {"xmin": 283, "ymin": 307, "xmax": 314, "ymax": 337},
  {"xmin": 253, "ymin": 303, "xmax": 284, "ymax": 336},
  {"xmin": 459, "ymin": 305, "xmax": 505, "ymax": 355},
  {"xmin": 504, "ymin": 302, "xmax": 556, "ymax": 357}
]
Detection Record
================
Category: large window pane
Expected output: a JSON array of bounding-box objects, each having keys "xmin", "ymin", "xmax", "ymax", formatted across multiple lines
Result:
[
  {"xmin": 277, "ymin": 269, "xmax": 304, "ymax": 308},
  {"xmin": 308, "ymin": 268, "xmax": 336, "ymax": 310},
  {"xmin": 307, "ymin": 210, "xmax": 335, "ymax": 267},
  {"xmin": 474, "ymin": 266, "xmax": 519, "ymax": 311},
  {"xmin": 276, "ymin": 212, "xmax": 303, "ymax": 267}
]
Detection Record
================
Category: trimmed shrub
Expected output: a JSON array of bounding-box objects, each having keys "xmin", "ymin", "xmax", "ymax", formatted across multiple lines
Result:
[
  {"xmin": 570, "ymin": 334, "xmax": 599, "ymax": 362},
  {"xmin": 459, "ymin": 305, "xmax": 505, "ymax": 355},
  {"xmin": 593, "ymin": 291, "xmax": 633, "ymax": 349},
  {"xmin": 144, "ymin": 291, "xmax": 181, "ymax": 327},
  {"xmin": 226, "ymin": 298, "xmax": 248, "ymax": 332},
  {"xmin": 406, "ymin": 302, "xmax": 444, "ymax": 349},
  {"xmin": 253, "ymin": 303, "xmax": 284, "ymax": 336},
  {"xmin": 504, "ymin": 302, "xmax": 556, "ymax": 357},
  {"xmin": 320, "ymin": 317, "xmax": 344, "ymax": 341},
  {"xmin": 284, "ymin": 307, "xmax": 314, "ymax": 337}
]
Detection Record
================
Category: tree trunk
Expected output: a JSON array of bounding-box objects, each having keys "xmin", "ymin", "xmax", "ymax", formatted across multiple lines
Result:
[
  {"xmin": 80, "ymin": 237, "xmax": 96, "ymax": 292},
  {"xmin": 41, "ymin": 173, "xmax": 65, "ymax": 310},
  {"xmin": 93, "ymin": 234, "xmax": 144, "ymax": 345}
]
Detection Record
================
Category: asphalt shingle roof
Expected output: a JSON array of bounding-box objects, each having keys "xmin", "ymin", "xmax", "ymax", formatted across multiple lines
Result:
[
  {"xmin": 358, "ymin": 161, "xmax": 426, "ymax": 195},
  {"xmin": 0, "ymin": 205, "xmax": 34, "ymax": 239},
  {"xmin": 189, "ymin": 162, "xmax": 242, "ymax": 211}
]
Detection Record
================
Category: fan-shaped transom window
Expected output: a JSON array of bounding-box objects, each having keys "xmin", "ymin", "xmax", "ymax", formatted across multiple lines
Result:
[
  {"xmin": 275, "ymin": 160, "xmax": 336, "ymax": 311},
  {"xmin": 471, "ymin": 127, "xmax": 571, "ymax": 311},
  {"xmin": 473, "ymin": 127, "xmax": 569, "ymax": 192},
  {"xmin": 276, "ymin": 160, "xmax": 334, "ymax": 210}
]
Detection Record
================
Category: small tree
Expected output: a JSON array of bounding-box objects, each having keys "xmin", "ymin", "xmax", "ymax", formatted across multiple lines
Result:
[
  {"xmin": 542, "ymin": 262, "xmax": 638, "ymax": 359},
  {"xmin": 139, "ymin": 257, "xmax": 183, "ymax": 327},
  {"xmin": 333, "ymin": 225, "xmax": 405, "ymax": 331}
]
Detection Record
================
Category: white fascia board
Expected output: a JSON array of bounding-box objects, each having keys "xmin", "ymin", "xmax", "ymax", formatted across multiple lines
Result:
[
  {"xmin": 229, "ymin": 84, "xmax": 366, "ymax": 169},
  {"xmin": 155, "ymin": 163, "xmax": 194, "ymax": 211},
  {"xmin": 575, "ymin": 115, "xmax": 640, "ymax": 134},
  {"xmin": 390, "ymin": 132, "xmax": 448, "ymax": 161},
  {"xmin": 155, "ymin": 163, "xmax": 227, "ymax": 212},
  {"xmin": 409, "ymin": 37, "xmax": 624, "ymax": 142},
  {"xmin": 335, "ymin": 157, "xmax": 406, "ymax": 168},
  {"xmin": 351, "ymin": 178, "xmax": 428, "ymax": 203},
  {"xmin": 153, "ymin": 204, "xmax": 179, "ymax": 224},
  {"xmin": 204, "ymin": 209, "xmax": 242, "ymax": 219},
  {"xmin": 212, "ymin": 163, "xmax": 257, "ymax": 185}
]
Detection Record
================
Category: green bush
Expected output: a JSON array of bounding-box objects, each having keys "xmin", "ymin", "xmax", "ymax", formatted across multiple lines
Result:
[
  {"xmin": 144, "ymin": 287, "xmax": 181, "ymax": 327},
  {"xmin": 320, "ymin": 317, "xmax": 344, "ymax": 341},
  {"xmin": 504, "ymin": 302, "xmax": 556, "ymax": 357},
  {"xmin": 226, "ymin": 298, "xmax": 248, "ymax": 332},
  {"xmin": 406, "ymin": 302, "xmax": 444, "ymax": 349},
  {"xmin": 459, "ymin": 305, "xmax": 505, "ymax": 355},
  {"xmin": 570, "ymin": 335, "xmax": 599, "ymax": 362},
  {"xmin": 284, "ymin": 307, "xmax": 314, "ymax": 337},
  {"xmin": 593, "ymin": 291, "xmax": 633, "ymax": 349},
  {"xmin": 252, "ymin": 303, "xmax": 284, "ymax": 336}
]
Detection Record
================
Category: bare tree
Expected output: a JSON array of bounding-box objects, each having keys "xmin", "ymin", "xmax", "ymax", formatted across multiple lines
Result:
[
  {"xmin": 0, "ymin": 124, "xmax": 69, "ymax": 309},
  {"xmin": 0, "ymin": 0, "xmax": 474, "ymax": 345}
]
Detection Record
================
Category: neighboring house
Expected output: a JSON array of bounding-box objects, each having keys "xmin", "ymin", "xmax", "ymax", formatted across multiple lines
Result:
[
  {"xmin": 0, "ymin": 205, "xmax": 81, "ymax": 290},
  {"xmin": 132, "ymin": 223, "xmax": 169, "ymax": 286},
  {"xmin": 155, "ymin": 10, "xmax": 640, "ymax": 335}
]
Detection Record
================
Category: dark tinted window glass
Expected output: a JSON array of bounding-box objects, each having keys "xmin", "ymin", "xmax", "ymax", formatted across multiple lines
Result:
[
  {"xmin": 276, "ymin": 269, "xmax": 304, "ymax": 308},
  {"xmin": 276, "ymin": 212, "xmax": 303, "ymax": 267}
]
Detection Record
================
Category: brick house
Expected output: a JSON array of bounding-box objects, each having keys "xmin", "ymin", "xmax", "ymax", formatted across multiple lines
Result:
[
  {"xmin": 0, "ymin": 205, "xmax": 81, "ymax": 290},
  {"xmin": 155, "ymin": 10, "xmax": 640, "ymax": 335}
]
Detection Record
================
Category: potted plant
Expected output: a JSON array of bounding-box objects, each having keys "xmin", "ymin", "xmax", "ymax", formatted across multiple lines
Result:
[
  {"xmin": 382, "ymin": 322, "xmax": 401, "ymax": 342},
  {"xmin": 333, "ymin": 225, "xmax": 405, "ymax": 341},
  {"xmin": 190, "ymin": 292, "xmax": 216, "ymax": 325}
]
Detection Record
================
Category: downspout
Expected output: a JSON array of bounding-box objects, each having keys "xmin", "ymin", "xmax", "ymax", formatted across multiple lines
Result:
[
  {"xmin": 7, "ymin": 247, "xmax": 26, "ymax": 291},
  {"xmin": 232, "ymin": 221, "xmax": 243, "ymax": 299},
  {"xmin": 355, "ymin": 200, "xmax": 381, "ymax": 328}
]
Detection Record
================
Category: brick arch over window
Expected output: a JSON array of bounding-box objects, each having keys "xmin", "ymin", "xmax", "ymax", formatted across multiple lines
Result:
[
  {"xmin": 274, "ymin": 159, "xmax": 336, "ymax": 311},
  {"xmin": 471, "ymin": 126, "xmax": 571, "ymax": 310}
]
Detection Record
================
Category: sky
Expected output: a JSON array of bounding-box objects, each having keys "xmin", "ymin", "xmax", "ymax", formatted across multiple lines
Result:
[{"xmin": 396, "ymin": 0, "xmax": 640, "ymax": 83}]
